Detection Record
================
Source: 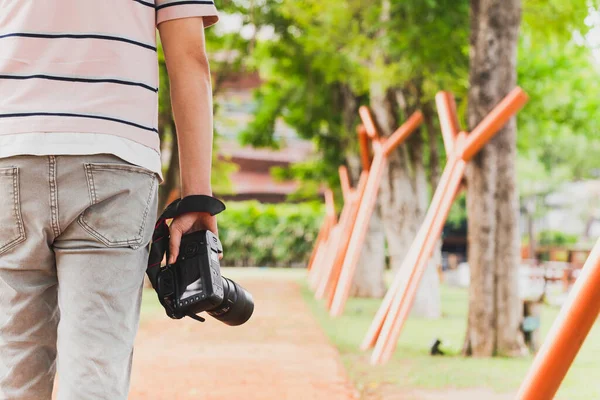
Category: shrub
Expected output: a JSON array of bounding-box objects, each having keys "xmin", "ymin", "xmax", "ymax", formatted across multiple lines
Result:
[
  {"xmin": 538, "ymin": 230, "xmax": 579, "ymax": 247},
  {"xmin": 218, "ymin": 201, "xmax": 324, "ymax": 267}
]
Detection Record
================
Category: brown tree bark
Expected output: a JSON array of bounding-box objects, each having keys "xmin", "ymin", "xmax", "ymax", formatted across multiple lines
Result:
[
  {"xmin": 350, "ymin": 209, "xmax": 387, "ymax": 298},
  {"xmin": 370, "ymin": 86, "xmax": 419, "ymax": 273},
  {"xmin": 423, "ymin": 101, "xmax": 441, "ymax": 190},
  {"xmin": 368, "ymin": 83, "xmax": 441, "ymax": 317},
  {"xmin": 463, "ymin": 0, "xmax": 526, "ymax": 357}
]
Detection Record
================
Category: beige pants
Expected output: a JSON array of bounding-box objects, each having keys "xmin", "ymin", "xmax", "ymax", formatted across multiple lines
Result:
[{"xmin": 0, "ymin": 154, "xmax": 159, "ymax": 400}]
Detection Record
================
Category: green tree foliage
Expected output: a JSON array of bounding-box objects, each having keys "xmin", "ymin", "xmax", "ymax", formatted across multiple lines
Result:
[
  {"xmin": 513, "ymin": 3, "xmax": 600, "ymax": 243},
  {"xmin": 238, "ymin": 0, "xmax": 364, "ymax": 190},
  {"xmin": 194, "ymin": 1, "xmax": 599, "ymax": 239},
  {"xmin": 522, "ymin": 0, "xmax": 599, "ymax": 41},
  {"xmin": 218, "ymin": 201, "xmax": 323, "ymax": 267},
  {"xmin": 538, "ymin": 230, "xmax": 579, "ymax": 247},
  {"xmin": 239, "ymin": 0, "xmax": 473, "ymax": 197},
  {"xmin": 236, "ymin": 1, "xmax": 599, "ymax": 200},
  {"xmin": 517, "ymin": 31, "xmax": 600, "ymax": 181}
]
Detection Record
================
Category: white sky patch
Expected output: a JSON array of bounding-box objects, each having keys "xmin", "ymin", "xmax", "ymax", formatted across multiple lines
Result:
[
  {"xmin": 584, "ymin": 8, "xmax": 600, "ymax": 64},
  {"xmin": 215, "ymin": 13, "xmax": 275, "ymax": 40}
]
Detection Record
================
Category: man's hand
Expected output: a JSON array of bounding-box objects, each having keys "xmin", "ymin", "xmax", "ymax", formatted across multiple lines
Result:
[{"xmin": 167, "ymin": 212, "xmax": 219, "ymax": 264}]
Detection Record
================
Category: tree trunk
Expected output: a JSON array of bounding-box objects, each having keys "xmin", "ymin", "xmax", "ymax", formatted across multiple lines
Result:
[
  {"xmin": 407, "ymin": 116, "xmax": 442, "ymax": 319},
  {"xmin": 416, "ymin": 101, "xmax": 444, "ymax": 318},
  {"xmin": 368, "ymin": 83, "xmax": 441, "ymax": 317},
  {"xmin": 371, "ymin": 86, "xmax": 419, "ymax": 274},
  {"xmin": 348, "ymin": 154, "xmax": 387, "ymax": 298},
  {"xmin": 463, "ymin": 0, "xmax": 526, "ymax": 357},
  {"xmin": 411, "ymin": 255, "xmax": 442, "ymax": 318},
  {"xmin": 350, "ymin": 208, "xmax": 387, "ymax": 298},
  {"xmin": 423, "ymin": 101, "xmax": 441, "ymax": 190}
]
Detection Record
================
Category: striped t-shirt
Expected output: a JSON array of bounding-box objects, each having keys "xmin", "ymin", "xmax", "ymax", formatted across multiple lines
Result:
[{"xmin": 0, "ymin": 0, "xmax": 219, "ymax": 183}]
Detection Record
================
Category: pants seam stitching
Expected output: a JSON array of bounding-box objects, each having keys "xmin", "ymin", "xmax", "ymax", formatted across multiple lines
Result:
[{"xmin": 48, "ymin": 156, "xmax": 61, "ymax": 238}]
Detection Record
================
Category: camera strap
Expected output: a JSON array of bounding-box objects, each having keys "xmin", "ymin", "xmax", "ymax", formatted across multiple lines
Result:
[{"xmin": 146, "ymin": 195, "xmax": 226, "ymax": 319}]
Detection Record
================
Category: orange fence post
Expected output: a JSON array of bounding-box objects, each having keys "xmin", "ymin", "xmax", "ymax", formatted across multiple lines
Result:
[
  {"xmin": 373, "ymin": 157, "xmax": 467, "ymax": 364},
  {"xmin": 315, "ymin": 165, "xmax": 364, "ymax": 299},
  {"xmin": 360, "ymin": 138, "xmax": 464, "ymax": 350},
  {"xmin": 339, "ymin": 165, "xmax": 351, "ymax": 204},
  {"xmin": 308, "ymin": 224, "xmax": 335, "ymax": 289},
  {"xmin": 358, "ymin": 125, "xmax": 372, "ymax": 172},
  {"xmin": 382, "ymin": 113, "xmax": 427, "ymax": 156},
  {"xmin": 359, "ymin": 107, "xmax": 380, "ymax": 140},
  {"xmin": 307, "ymin": 188, "xmax": 336, "ymax": 272},
  {"xmin": 324, "ymin": 172, "xmax": 369, "ymax": 306},
  {"xmin": 314, "ymin": 170, "xmax": 355, "ymax": 299},
  {"xmin": 435, "ymin": 91, "xmax": 460, "ymax": 155},
  {"xmin": 319, "ymin": 126, "xmax": 373, "ymax": 301},
  {"xmin": 312, "ymin": 187, "xmax": 342, "ymax": 294},
  {"xmin": 314, "ymin": 224, "xmax": 344, "ymax": 298},
  {"xmin": 308, "ymin": 233, "xmax": 331, "ymax": 289},
  {"xmin": 307, "ymin": 189, "xmax": 337, "ymax": 288},
  {"xmin": 517, "ymin": 237, "xmax": 600, "ymax": 400},
  {"xmin": 325, "ymin": 188, "xmax": 337, "ymax": 225},
  {"xmin": 462, "ymin": 87, "xmax": 529, "ymax": 162},
  {"xmin": 360, "ymin": 96, "xmax": 465, "ymax": 350},
  {"xmin": 316, "ymin": 197, "xmax": 360, "ymax": 298},
  {"xmin": 365, "ymin": 87, "xmax": 529, "ymax": 364},
  {"xmin": 307, "ymin": 220, "xmax": 328, "ymax": 273},
  {"xmin": 329, "ymin": 110, "xmax": 424, "ymax": 317}
]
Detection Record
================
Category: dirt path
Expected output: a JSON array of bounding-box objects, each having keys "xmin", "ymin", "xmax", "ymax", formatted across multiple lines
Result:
[{"xmin": 130, "ymin": 276, "xmax": 357, "ymax": 400}]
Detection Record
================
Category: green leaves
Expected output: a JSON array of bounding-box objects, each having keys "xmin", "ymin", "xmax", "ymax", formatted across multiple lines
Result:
[
  {"xmin": 217, "ymin": 201, "xmax": 324, "ymax": 267},
  {"xmin": 517, "ymin": 27, "xmax": 600, "ymax": 181},
  {"xmin": 522, "ymin": 0, "xmax": 598, "ymax": 43},
  {"xmin": 206, "ymin": 0, "xmax": 599, "ymax": 202}
]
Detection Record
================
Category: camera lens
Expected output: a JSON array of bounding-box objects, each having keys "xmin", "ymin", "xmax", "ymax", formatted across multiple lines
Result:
[{"xmin": 207, "ymin": 277, "xmax": 254, "ymax": 326}]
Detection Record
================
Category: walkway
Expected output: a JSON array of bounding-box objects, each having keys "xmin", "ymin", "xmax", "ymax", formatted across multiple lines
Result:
[{"xmin": 130, "ymin": 273, "xmax": 357, "ymax": 399}]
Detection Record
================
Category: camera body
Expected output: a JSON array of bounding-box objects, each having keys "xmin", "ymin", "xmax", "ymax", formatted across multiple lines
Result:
[
  {"xmin": 155, "ymin": 229, "xmax": 253, "ymax": 326},
  {"xmin": 147, "ymin": 195, "xmax": 253, "ymax": 326},
  {"xmin": 169, "ymin": 229, "xmax": 224, "ymax": 313}
]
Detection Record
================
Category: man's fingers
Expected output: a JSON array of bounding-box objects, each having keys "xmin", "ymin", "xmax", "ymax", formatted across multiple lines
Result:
[
  {"xmin": 167, "ymin": 215, "xmax": 220, "ymax": 264},
  {"xmin": 168, "ymin": 225, "xmax": 183, "ymax": 264}
]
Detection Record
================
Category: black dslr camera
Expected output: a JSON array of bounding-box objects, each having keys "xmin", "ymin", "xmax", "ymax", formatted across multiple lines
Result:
[
  {"xmin": 147, "ymin": 195, "xmax": 254, "ymax": 326},
  {"xmin": 157, "ymin": 230, "xmax": 253, "ymax": 325}
]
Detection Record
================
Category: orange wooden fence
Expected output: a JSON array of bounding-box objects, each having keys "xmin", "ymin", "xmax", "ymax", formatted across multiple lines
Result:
[
  {"xmin": 307, "ymin": 188, "xmax": 337, "ymax": 288},
  {"xmin": 310, "ymin": 126, "xmax": 371, "ymax": 295},
  {"xmin": 314, "ymin": 166, "xmax": 357, "ymax": 299},
  {"xmin": 329, "ymin": 110, "xmax": 424, "ymax": 316},
  {"xmin": 517, "ymin": 236, "xmax": 600, "ymax": 400},
  {"xmin": 307, "ymin": 188, "xmax": 337, "ymax": 272},
  {"xmin": 315, "ymin": 126, "xmax": 372, "ymax": 301},
  {"xmin": 363, "ymin": 87, "xmax": 529, "ymax": 364}
]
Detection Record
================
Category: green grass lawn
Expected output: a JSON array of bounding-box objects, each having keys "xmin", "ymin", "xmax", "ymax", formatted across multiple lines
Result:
[{"xmin": 302, "ymin": 280, "xmax": 600, "ymax": 399}]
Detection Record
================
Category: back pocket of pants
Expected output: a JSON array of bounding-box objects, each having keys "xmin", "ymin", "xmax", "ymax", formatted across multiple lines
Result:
[
  {"xmin": 0, "ymin": 167, "xmax": 26, "ymax": 255},
  {"xmin": 78, "ymin": 162, "xmax": 158, "ymax": 249}
]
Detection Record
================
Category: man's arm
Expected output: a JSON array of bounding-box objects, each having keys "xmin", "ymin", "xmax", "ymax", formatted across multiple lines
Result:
[
  {"xmin": 159, "ymin": 17, "xmax": 213, "ymax": 197},
  {"xmin": 158, "ymin": 17, "xmax": 218, "ymax": 263}
]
